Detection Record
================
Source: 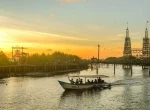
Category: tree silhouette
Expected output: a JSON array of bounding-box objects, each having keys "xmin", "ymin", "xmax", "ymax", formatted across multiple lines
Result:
[{"xmin": 0, "ymin": 51, "xmax": 9, "ymax": 65}]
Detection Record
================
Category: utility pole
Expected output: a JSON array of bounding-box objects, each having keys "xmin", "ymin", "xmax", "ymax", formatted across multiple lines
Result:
[
  {"xmin": 114, "ymin": 63, "xmax": 115, "ymax": 75},
  {"xmin": 97, "ymin": 44, "xmax": 100, "ymax": 75},
  {"xmin": 98, "ymin": 44, "xmax": 100, "ymax": 63}
]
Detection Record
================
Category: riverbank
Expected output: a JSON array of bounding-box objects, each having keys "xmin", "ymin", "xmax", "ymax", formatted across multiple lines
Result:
[
  {"xmin": 0, "ymin": 63, "xmax": 88, "ymax": 79},
  {"xmin": 19, "ymin": 69, "xmax": 82, "ymax": 77},
  {"xmin": 1, "ymin": 65, "xmax": 149, "ymax": 110}
]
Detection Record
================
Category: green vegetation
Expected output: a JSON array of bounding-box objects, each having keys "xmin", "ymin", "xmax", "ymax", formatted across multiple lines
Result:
[
  {"xmin": 1, "ymin": 50, "xmax": 148, "ymax": 66},
  {"xmin": 0, "ymin": 51, "xmax": 10, "ymax": 65},
  {"xmin": 0, "ymin": 51, "xmax": 83, "ymax": 66},
  {"xmin": 103, "ymin": 56, "xmax": 148, "ymax": 64},
  {"xmin": 26, "ymin": 51, "xmax": 81, "ymax": 65}
]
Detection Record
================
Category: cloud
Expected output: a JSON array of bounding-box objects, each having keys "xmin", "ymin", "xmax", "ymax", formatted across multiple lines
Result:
[
  {"xmin": 87, "ymin": 25, "xmax": 104, "ymax": 30},
  {"xmin": 117, "ymin": 32, "xmax": 140, "ymax": 37},
  {"xmin": 130, "ymin": 32, "xmax": 140, "ymax": 36},
  {"xmin": 117, "ymin": 34, "xmax": 125, "ymax": 37},
  {"xmin": 49, "ymin": 14, "xmax": 55, "ymax": 18},
  {"xmin": 30, "ymin": 30, "xmax": 91, "ymax": 41},
  {"xmin": 66, "ymin": 48, "xmax": 71, "ymax": 51},
  {"xmin": 47, "ymin": 49, "xmax": 52, "ymax": 51},
  {"xmin": 38, "ymin": 14, "xmax": 44, "ymax": 18},
  {"xmin": 0, "ymin": 15, "xmax": 41, "ymax": 32},
  {"xmin": 0, "ymin": 16, "xmax": 9, "ymax": 21},
  {"xmin": 61, "ymin": 0, "xmax": 87, "ymax": 3},
  {"xmin": 0, "ymin": 28, "xmax": 92, "ymax": 46}
]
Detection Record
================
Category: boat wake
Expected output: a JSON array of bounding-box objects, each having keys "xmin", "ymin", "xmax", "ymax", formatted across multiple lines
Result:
[
  {"xmin": 111, "ymin": 77, "xmax": 150, "ymax": 87},
  {"xmin": 0, "ymin": 79, "xmax": 6, "ymax": 84}
]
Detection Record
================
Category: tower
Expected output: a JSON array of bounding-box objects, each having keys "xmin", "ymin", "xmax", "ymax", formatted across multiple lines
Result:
[
  {"xmin": 98, "ymin": 44, "xmax": 100, "ymax": 63},
  {"xmin": 123, "ymin": 22, "xmax": 132, "ymax": 56},
  {"xmin": 142, "ymin": 21, "xmax": 150, "ymax": 58}
]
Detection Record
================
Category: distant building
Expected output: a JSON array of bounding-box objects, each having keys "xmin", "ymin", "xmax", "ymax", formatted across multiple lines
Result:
[
  {"xmin": 123, "ymin": 24, "xmax": 132, "ymax": 56},
  {"xmin": 142, "ymin": 27, "xmax": 150, "ymax": 58},
  {"xmin": 91, "ymin": 56, "xmax": 97, "ymax": 63},
  {"xmin": 123, "ymin": 22, "xmax": 150, "ymax": 58}
]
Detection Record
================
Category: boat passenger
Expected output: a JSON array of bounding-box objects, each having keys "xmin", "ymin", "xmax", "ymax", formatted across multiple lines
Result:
[
  {"xmin": 79, "ymin": 78, "xmax": 81, "ymax": 81},
  {"xmin": 76, "ymin": 79, "xmax": 79, "ymax": 85},
  {"xmin": 94, "ymin": 79, "xmax": 97, "ymax": 84},
  {"xmin": 98, "ymin": 77, "xmax": 101, "ymax": 83},
  {"xmin": 87, "ymin": 79, "xmax": 91, "ymax": 84},
  {"xmin": 91, "ymin": 80, "xmax": 94, "ymax": 84},
  {"xmin": 80, "ymin": 79, "xmax": 83, "ymax": 84},
  {"xmin": 101, "ymin": 80, "xmax": 104, "ymax": 83},
  {"xmin": 69, "ymin": 78, "xmax": 74, "ymax": 84}
]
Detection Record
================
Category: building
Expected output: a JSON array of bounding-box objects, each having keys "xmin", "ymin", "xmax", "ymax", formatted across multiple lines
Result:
[
  {"xmin": 142, "ymin": 27, "xmax": 150, "ymax": 58},
  {"xmin": 123, "ymin": 24, "xmax": 132, "ymax": 56},
  {"xmin": 123, "ymin": 22, "xmax": 150, "ymax": 58}
]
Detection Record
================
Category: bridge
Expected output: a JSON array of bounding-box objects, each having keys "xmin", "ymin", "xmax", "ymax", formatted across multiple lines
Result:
[{"xmin": 131, "ymin": 48, "xmax": 143, "ymax": 58}]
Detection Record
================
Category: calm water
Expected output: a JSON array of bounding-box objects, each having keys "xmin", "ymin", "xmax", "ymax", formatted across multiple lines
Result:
[{"xmin": 1, "ymin": 65, "xmax": 150, "ymax": 110}]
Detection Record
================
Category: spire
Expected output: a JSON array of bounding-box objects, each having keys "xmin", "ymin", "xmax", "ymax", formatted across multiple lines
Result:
[
  {"xmin": 126, "ymin": 22, "xmax": 129, "ymax": 37},
  {"xmin": 123, "ymin": 22, "xmax": 132, "ymax": 56},
  {"xmin": 146, "ymin": 21, "xmax": 148, "ymax": 29},
  {"xmin": 145, "ymin": 21, "xmax": 148, "ymax": 38}
]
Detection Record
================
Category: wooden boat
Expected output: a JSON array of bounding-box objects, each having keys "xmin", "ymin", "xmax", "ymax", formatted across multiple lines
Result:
[{"xmin": 58, "ymin": 75, "xmax": 111, "ymax": 90}]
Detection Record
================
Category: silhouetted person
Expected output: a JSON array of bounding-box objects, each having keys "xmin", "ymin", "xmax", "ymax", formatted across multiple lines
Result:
[
  {"xmin": 98, "ymin": 77, "xmax": 101, "ymax": 83},
  {"xmin": 79, "ymin": 78, "xmax": 81, "ymax": 81},
  {"xmin": 87, "ymin": 79, "xmax": 90, "ymax": 84},
  {"xmin": 76, "ymin": 79, "xmax": 79, "ymax": 85},
  {"xmin": 80, "ymin": 79, "xmax": 83, "ymax": 84},
  {"xmin": 94, "ymin": 79, "xmax": 97, "ymax": 84},
  {"xmin": 91, "ymin": 80, "xmax": 94, "ymax": 84},
  {"xmin": 69, "ymin": 78, "xmax": 74, "ymax": 84},
  {"xmin": 101, "ymin": 80, "xmax": 104, "ymax": 83}
]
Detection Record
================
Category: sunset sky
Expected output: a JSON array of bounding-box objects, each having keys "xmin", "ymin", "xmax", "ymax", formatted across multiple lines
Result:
[{"xmin": 0, "ymin": 0, "xmax": 150, "ymax": 59}]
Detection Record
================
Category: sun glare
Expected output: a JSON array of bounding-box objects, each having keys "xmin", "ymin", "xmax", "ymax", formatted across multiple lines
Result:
[{"xmin": 0, "ymin": 31, "xmax": 7, "ymax": 41}]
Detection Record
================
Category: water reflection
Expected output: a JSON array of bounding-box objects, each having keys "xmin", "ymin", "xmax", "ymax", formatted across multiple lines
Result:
[
  {"xmin": 1, "ymin": 65, "xmax": 150, "ymax": 110},
  {"xmin": 141, "ymin": 77, "xmax": 150, "ymax": 109},
  {"xmin": 122, "ymin": 68, "xmax": 132, "ymax": 109},
  {"xmin": 123, "ymin": 68, "xmax": 132, "ymax": 78},
  {"xmin": 142, "ymin": 69, "xmax": 149, "ymax": 78},
  {"xmin": 60, "ymin": 89, "xmax": 102, "ymax": 98},
  {"xmin": 59, "ymin": 91, "xmax": 83, "ymax": 110},
  {"xmin": 59, "ymin": 90, "xmax": 103, "ymax": 110},
  {"xmin": 123, "ymin": 85, "xmax": 132, "ymax": 109}
]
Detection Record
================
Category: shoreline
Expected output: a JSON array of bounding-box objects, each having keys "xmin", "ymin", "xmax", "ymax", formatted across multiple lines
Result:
[
  {"xmin": 0, "ymin": 68, "xmax": 87, "ymax": 79},
  {"xmin": 0, "ymin": 63, "xmax": 89, "ymax": 79}
]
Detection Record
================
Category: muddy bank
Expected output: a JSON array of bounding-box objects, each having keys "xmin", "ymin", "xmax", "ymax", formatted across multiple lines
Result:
[{"xmin": 0, "ymin": 68, "xmax": 87, "ymax": 79}]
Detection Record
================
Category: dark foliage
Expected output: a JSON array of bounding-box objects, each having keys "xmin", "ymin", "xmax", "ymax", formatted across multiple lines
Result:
[
  {"xmin": 104, "ymin": 56, "xmax": 144, "ymax": 64},
  {"xmin": 0, "ymin": 51, "xmax": 82, "ymax": 65},
  {"xmin": 0, "ymin": 51, "xmax": 9, "ymax": 65}
]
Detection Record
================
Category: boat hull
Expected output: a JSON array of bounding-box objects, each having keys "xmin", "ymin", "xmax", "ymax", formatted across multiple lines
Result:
[{"xmin": 58, "ymin": 80, "xmax": 111, "ymax": 90}]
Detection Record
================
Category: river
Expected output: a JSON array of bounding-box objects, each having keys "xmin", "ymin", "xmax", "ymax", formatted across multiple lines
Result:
[{"xmin": 0, "ymin": 65, "xmax": 150, "ymax": 110}]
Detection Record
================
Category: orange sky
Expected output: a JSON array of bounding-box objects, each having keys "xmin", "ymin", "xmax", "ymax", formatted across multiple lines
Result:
[
  {"xmin": 0, "ymin": 26, "xmax": 143, "ymax": 59},
  {"xmin": 0, "ymin": 27, "xmax": 125, "ymax": 59},
  {"xmin": 0, "ymin": 0, "xmax": 147, "ymax": 59}
]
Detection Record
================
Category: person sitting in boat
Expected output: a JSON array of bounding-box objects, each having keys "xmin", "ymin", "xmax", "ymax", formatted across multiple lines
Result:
[
  {"xmin": 79, "ymin": 78, "xmax": 81, "ymax": 82},
  {"xmin": 68, "ymin": 77, "xmax": 74, "ymax": 84},
  {"xmin": 101, "ymin": 79, "xmax": 105, "ymax": 83},
  {"xmin": 69, "ymin": 78, "xmax": 74, "ymax": 84},
  {"xmin": 87, "ymin": 79, "xmax": 91, "ymax": 84},
  {"xmin": 79, "ymin": 79, "xmax": 83, "ymax": 84},
  {"xmin": 91, "ymin": 80, "xmax": 94, "ymax": 84},
  {"xmin": 76, "ymin": 79, "xmax": 79, "ymax": 85},
  {"xmin": 94, "ymin": 79, "xmax": 98, "ymax": 84},
  {"xmin": 98, "ymin": 77, "xmax": 101, "ymax": 83}
]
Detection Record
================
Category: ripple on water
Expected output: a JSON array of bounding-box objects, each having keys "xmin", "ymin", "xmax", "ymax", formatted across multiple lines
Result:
[{"xmin": 0, "ymin": 66, "xmax": 150, "ymax": 110}]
